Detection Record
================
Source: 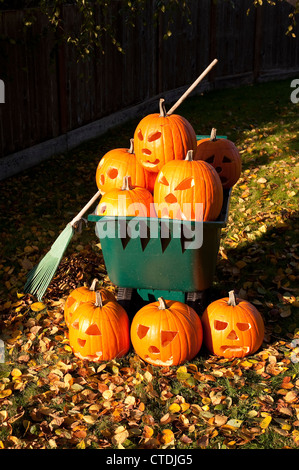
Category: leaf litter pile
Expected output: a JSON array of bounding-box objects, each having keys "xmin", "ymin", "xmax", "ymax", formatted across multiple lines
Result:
[{"xmin": 0, "ymin": 79, "xmax": 298, "ymax": 449}]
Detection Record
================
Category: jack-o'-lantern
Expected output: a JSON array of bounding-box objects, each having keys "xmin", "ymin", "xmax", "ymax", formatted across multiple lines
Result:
[
  {"xmin": 201, "ymin": 290, "xmax": 265, "ymax": 358},
  {"xmin": 96, "ymin": 176, "xmax": 155, "ymax": 217},
  {"xmin": 195, "ymin": 128, "xmax": 241, "ymax": 189},
  {"xmin": 144, "ymin": 169, "xmax": 158, "ymax": 194},
  {"xmin": 95, "ymin": 139, "xmax": 147, "ymax": 194},
  {"xmin": 154, "ymin": 150, "xmax": 223, "ymax": 221},
  {"xmin": 64, "ymin": 278, "xmax": 115, "ymax": 328},
  {"xmin": 130, "ymin": 297, "xmax": 203, "ymax": 366},
  {"xmin": 69, "ymin": 291, "xmax": 130, "ymax": 361},
  {"xmin": 133, "ymin": 99, "xmax": 197, "ymax": 173}
]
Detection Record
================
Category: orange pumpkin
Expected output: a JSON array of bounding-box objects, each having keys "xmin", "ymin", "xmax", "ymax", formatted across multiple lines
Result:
[
  {"xmin": 96, "ymin": 176, "xmax": 155, "ymax": 217},
  {"xmin": 130, "ymin": 297, "xmax": 203, "ymax": 366},
  {"xmin": 69, "ymin": 291, "xmax": 130, "ymax": 361},
  {"xmin": 154, "ymin": 150, "xmax": 223, "ymax": 221},
  {"xmin": 195, "ymin": 128, "xmax": 241, "ymax": 189},
  {"xmin": 95, "ymin": 139, "xmax": 147, "ymax": 194},
  {"xmin": 144, "ymin": 169, "xmax": 158, "ymax": 194},
  {"xmin": 201, "ymin": 290, "xmax": 265, "ymax": 358},
  {"xmin": 133, "ymin": 98, "xmax": 197, "ymax": 173},
  {"xmin": 64, "ymin": 278, "xmax": 115, "ymax": 328}
]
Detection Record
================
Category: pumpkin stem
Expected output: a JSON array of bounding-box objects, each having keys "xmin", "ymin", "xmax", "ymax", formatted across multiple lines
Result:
[
  {"xmin": 227, "ymin": 290, "xmax": 237, "ymax": 307},
  {"xmin": 121, "ymin": 175, "xmax": 133, "ymax": 191},
  {"xmin": 95, "ymin": 291, "xmax": 103, "ymax": 308},
  {"xmin": 159, "ymin": 98, "xmax": 168, "ymax": 117},
  {"xmin": 128, "ymin": 138, "xmax": 134, "ymax": 154},
  {"xmin": 210, "ymin": 128, "xmax": 217, "ymax": 141},
  {"xmin": 158, "ymin": 297, "xmax": 168, "ymax": 310},
  {"xmin": 185, "ymin": 149, "xmax": 194, "ymax": 161},
  {"xmin": 90, "ymin": 278, "xmax": 99, "ymax": 291}
]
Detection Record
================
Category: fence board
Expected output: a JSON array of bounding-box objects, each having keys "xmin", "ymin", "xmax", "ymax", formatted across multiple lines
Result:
[{"xmin": 0, "ymin": 0, "xmax": 299, "ymax": 161}]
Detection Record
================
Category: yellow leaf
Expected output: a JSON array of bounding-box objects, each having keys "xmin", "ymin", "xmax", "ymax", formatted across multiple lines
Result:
[
  {"xmin": 168, "ymin": 403, "xmax": 181, "ymax": 413},
  {"xmin": 0, "ymin": 389, "xmax": 12, "ymax": 399},
  {"xmin": 111, "ymin": 429, "xmax": 129, "ymax": 446},
  {"xmin": 0, "ymin": 411, "xmax": 8, "ymax": 423},
  {"xmin": 83, "ymin": 415, "xmax": 98, "ymax": 424},
  {"xmin": 160, "ymin": 429, "xmax": 175, "ymax": 445},
  {"xmin": 292, "ymin": 430, "xmax": 299, "ymax": 446},
  {"xmin": 202, "ymin": 397, "xmax": 211, "ymax": 405},
  {"xmin": 30, "ymin": 302, "xmax": 46, "ymax": 312},
  {"xmin": 180, "ymin": 403, "xmax": 190, "ymax": 412},
  {"xmin": 11, "ymin": 368, "xmax": 22, "ymax": 378},
  {"xmin": 102, "ymin": 389, "xmax": 113, "ymax": 400},
  {"xmin": 143, "ymin": 425, "xmax": 154, "ymax": 439},
  {"xmin": 260, "ymin": 415, "xmax": 272, "ymax": 429},
  {"xmin": 77, "ymin": 440, "xmax": 86, "ymax": 449}
]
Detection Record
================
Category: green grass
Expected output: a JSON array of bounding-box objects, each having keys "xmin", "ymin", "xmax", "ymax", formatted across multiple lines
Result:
[{"xmin": 0, "ymin": 78, "xmax": 298, "ymax": 450}]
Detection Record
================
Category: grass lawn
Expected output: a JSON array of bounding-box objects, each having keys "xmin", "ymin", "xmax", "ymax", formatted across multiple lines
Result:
[{"xmin": 0, "ymin": 78, "xmax": 298, "ymax": 450}]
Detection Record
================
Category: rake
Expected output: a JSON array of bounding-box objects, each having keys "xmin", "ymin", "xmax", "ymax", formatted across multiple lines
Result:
[{"xmin": 24, "ymin": 190, "xmax": 101, "ymax": 301}]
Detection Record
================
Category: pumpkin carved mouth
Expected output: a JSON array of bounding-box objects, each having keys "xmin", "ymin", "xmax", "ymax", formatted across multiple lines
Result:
[
  {"xmin": 220, "ymin": 346, "xmax": 250, "ymax": 354},
  {"xmin": 148, "ymin": 345, "xmax": 160, "ymax": 354},
  {"xmin": 142, "ymin": 158, "xmax": 160, "ymax": 168}
]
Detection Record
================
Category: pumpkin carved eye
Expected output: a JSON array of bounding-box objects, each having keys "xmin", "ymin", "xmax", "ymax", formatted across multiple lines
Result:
[
  {"xmin": 148, "ymin": 131, "xmax": 162, "ymax": 142},
  {"xmin": 161, "ymin": 330, "xmax": 178, "ymax": 347},
  {"xmin": 137, "ymin": 324, "xmax": 150, "ymax": 339},
  {"xmin": 106, "ymin": 167, "xmax": 118, "ymax": 179},
  {"xmin": 85, "ymin": 324, "xmax": 102, "ymax": 335},
  {"xmin": 158, "ymin": 174, "xmax": 169, "ymax": 186},
  {"xmin": 205, "ymin": 155, "xmax": 215, "ymax": 164},
  {"xmin": 223, "ymin": 156, "xmax": 232, "ymax": 163},
  {"xmin": 214, "ymin": 320, "xmax": 228, "ymax": 331},
  {"xmin": 136, "ymin": 325, "xmax": 178, "ymax": 348},
  {"xmin": 137, "ymin": 129, "xmax": 143, "ymax": 141},
  {"xmin": 174, "ymin": 177, "xmax": 194, "ymax": 191},
  {"xmin": 237, "ymin": 322, "xmax": 251, "ymax": 331}
]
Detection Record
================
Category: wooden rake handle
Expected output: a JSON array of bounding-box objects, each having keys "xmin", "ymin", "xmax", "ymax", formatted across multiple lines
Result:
[
  {"xmin": 167, "ymin": 58, "xmax": 218, "ymax": 115},
  {"xmin": 70, "ymin": 190, "xmax": 101, "ymax": 227}
]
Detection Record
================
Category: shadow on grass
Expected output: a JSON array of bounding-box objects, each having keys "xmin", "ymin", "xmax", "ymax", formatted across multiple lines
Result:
[{"xmin": 212, "ymin": 209, "xmax": 299, "ymax": 341}]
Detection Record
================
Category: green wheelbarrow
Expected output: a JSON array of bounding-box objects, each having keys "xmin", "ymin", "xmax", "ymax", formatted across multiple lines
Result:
[{"xmin": 88, "ymin": 136, "xmax": 231, "ymax": 314}]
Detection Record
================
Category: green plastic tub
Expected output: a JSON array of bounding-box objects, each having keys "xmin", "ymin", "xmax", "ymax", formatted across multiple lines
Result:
[{"xmin": 88, "ymin": 135, "xmax": 230, "ymax": 302}]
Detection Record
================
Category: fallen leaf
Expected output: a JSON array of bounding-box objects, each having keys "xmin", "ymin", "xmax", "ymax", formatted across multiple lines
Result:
[
  {"xmin": 160, "ymin": 429, "xmax": 175, "ymax": 445},
  {"xmin": 257, "ymin": 177, "xmax": 267, "ymax": 184},
  {"xmin": 260, "ymin": 415, "xmax": 272, "ymax": 429},
  {"xmin": 168, "ymin": 403, "xmax": 181, "ymax": 413}
]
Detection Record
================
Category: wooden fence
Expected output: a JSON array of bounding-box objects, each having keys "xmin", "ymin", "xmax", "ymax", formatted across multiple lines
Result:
[{"xmin": 0, "ymin": 0, "xmax": 298, "ymax": 169}]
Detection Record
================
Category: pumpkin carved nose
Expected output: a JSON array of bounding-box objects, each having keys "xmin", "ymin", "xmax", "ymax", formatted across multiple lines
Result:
[
  {"xmin": 226, "ymin": 329, "xmax": 239, "ymax": 340},
  {"xmin": 164, "ymin": 193, "xmax": 177, "ymax": 204}
]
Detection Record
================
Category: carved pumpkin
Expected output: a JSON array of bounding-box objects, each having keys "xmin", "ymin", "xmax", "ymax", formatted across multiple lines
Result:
[
  {"xmin": 195, "ymin": 128, "xmax": 241, "ymax": 189},
  {"xmin": 64, "ymin": 278, "xmax": 115, "ymax": 328},
  {"xmin": 154, "ymin": 150, "xmax": 223, "ymax": 221},
  {"xmin": 130, "ymin": 297, "xmax": 203, "ymax": 366},
  {"xmin": 69, "ymin": 291, "xmax": 130, "ymax": 361},
  {"xmin": 133, "ymin": 98, "xmax": 197, "ymax": 173},
  {"xmin": 96, "ymin": 176, "xmax": 155, "ymax": 217},
  {"xmin": 95, "ymin": 139, "xmax": 147, "ymax": 194},
  {"xmin": 144, "ymin": 169, "xmax": 158, "ymax": 194},
  {"xmin": 201, "ymin": 290, "xmax": 264, "ymax": 358}
]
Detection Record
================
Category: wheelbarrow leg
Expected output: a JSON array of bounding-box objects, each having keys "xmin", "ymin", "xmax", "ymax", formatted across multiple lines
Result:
[{"xmin": 186, "ymin": 290, "xmax": 211, "ymax": 315}]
